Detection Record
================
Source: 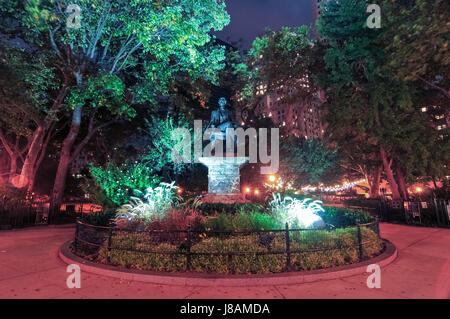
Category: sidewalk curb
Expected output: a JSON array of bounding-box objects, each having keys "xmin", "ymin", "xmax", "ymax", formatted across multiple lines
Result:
[{"xmin": 59, "ymin": 240, "xmax": 397, "ymax": 287}]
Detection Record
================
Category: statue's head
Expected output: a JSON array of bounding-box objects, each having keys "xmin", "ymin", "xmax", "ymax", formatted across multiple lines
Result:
[{"xmin": 218, "ymin": 97, "xmax": 227, "ymax": 110}]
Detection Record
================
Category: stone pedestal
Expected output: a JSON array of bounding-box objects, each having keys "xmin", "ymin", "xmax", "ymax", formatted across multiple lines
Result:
[{"xmin": 199, "ymin": 156, "xmax": 249, "ymax": 203}]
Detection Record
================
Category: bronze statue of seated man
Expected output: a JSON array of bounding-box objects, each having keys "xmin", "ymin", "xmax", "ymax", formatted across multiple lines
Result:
[{"xmin": 206, "ymin": 97, "xmax": 241, "ymax": 153}]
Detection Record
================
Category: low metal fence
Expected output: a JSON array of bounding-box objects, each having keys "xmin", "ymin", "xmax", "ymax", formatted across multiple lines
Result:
[
  {"xmin": 73, "ymin": 218, "xmax": 382, "ymax": 272},
  {"xmin": 342, "ymin": 198, "xmax": 450, "ymax": 228},
  {"xmin": 0, "ymin": 204, "xmax": 37, "ymax": 228},
  {"xmin": 0, "ymin": 202, "xmax": 83, "ymax": 229}
]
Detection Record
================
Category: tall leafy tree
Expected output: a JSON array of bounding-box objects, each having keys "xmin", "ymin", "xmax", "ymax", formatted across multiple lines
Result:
[
  {"xmin": 317, "ymin": 0, "xmax": 449, "ymax": 199},
  {"xmin": 382, "ymin": 0, "xmax": 449, "ymax": 100},
  {"xmin": 1, "ymin": 0, "xmax": 230, "ymax": 209},
  {"xmin": 279, "ymin": 136, "xmax": 342, "ymax": 187},
  {"xmin": 0, "ymin": 46, "xmax": 59, "ymax": 188},
  {"xmin": 236, "ymin": 26, "xmax": 323, "ymax": 117}
]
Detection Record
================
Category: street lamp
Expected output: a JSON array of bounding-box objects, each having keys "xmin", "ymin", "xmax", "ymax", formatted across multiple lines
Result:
[{"xmin": 416, "ymin": 187, "xmax": 423, "ymax": 201}]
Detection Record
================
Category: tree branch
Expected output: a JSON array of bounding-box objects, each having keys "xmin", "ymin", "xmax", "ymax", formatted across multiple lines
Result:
[
  {"xmin": 70, "ymin": 118, "xmax": 117, "ymax": 161},
  {"xmin": 415, "ymin": 75, "xmax": 450, "ymax": 100},
  {"xmin": 49, "ymin": 26, "xmax": 63, "ymax": 59},
  {"xmin": 0, "ymin": 128, "xmax": 14, "ymax": 157}
]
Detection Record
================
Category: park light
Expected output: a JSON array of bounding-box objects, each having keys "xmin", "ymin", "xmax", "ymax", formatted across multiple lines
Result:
[
  {"xmin": 416, "ymin": 187, "xmax": 423, "ymax": 193},
  {"xmin": 177, "ymin": 188, "xmax": 183, "ymax": 194},
  {"xmin": 268, "ymin": 175, "xmax": 276, "ymax": 183},
  {"xmin": 245, "ymin": 187, "xmax": 251, "ymax": 193},
  {"xmin": 254, "ymin": 189, "xmax": 260, "ymax": 195}
]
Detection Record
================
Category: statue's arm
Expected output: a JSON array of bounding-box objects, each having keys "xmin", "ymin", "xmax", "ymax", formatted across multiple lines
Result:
[{"xmin": 209, "ymin": 111, "xmax": 217, "ymax": 127}]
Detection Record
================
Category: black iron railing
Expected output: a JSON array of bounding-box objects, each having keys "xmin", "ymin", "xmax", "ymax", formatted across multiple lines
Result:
[{"xmin": 73, "ymin": 218, "xmax": 383, "ymax": 273}]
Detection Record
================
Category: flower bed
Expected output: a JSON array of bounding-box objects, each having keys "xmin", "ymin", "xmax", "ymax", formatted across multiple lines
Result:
[{"xmin": 73, "ymin": 206, "xmax": 384, "ymax": 274}]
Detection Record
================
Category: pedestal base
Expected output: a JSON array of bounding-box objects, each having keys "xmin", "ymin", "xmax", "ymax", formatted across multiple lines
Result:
[{"xmin": 199, "ymin": 156, "xmax": 249, "ymax": 204}]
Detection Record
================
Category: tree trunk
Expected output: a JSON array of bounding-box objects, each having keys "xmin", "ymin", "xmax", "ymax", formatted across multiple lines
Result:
[
  {"xmin": 432, "ymin": 177, "xmax": 438, "ymax": 190},
  {"xmin": 380, "ymin": 146, "xmax": 401, "ymax": 200},
  {"xmin": 0, "ymin": 132, "xmax": 26, "ymax": 187},
  {"xmin": 50, "ymin": 105, "xmax": 83, "ymax": 214},
  {"xmin": 17, "ymin": 85, "xmax": 69, "ymax": 191},
  {"xmin": 369, "ymin": 165, "xmax": 382, "ymax": 198},
  {"xmin": 26, "ymin": 125, "xmax": 54, "ymax": 193},
  {"xmin": 395, "ymin": 164, "xmax": 409, "ymax": 200},
  {"xmin": 8, "ymin": 155, "xmax": 18, "ymax": 184},
  {"xmin": 17, "ymin": 126, "xmax": 46, "ymax": 189}
]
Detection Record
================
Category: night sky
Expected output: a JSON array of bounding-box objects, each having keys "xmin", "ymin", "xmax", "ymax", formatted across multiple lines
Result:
[{"xmin": 215, "ymin": 0, "xmax": 314, "ymax": 50}]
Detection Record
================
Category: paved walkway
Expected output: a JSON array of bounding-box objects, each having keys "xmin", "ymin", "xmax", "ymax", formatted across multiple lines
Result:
[{"xmin": 0, "ymin": 223, "xmax": 449, "ymax": 299}]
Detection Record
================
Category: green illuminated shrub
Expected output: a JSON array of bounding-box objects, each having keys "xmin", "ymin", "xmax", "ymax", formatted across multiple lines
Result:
[
  {"xmin": 116, "ymin": 182, "xmax": 180, "ymax": 222},
  {"xmin": 90, "ymin": 162, "xmax": 161, "ymax": 205},
  {"xmin": 269, "ymin": 193, "xmax": 326, "ymax": 229},
  {"xmin": 319, "ymin": 207, "xmax": 374, "ymax": 227},
  {"xmin": 204, "ymin": 211, "xmax": 279, "ymax": 232}
]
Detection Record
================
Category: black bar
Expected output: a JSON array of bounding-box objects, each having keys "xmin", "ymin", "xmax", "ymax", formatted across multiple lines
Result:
[
  {"xmin": 74, "ymin": 219, "xmax": 80, "ymax": 254},
  {"xmin": 357, "ymin": 220, "xmax": 363, "ymax": 261},
  {"xmin": 285, "ymin": 222, "xmax": 291, "ymax": 271},
  {"xmin": 186, "ymin": 227, "xmax": 191, "ymax": 271},
  {"xmin": 107, "ymin": 226, "xmax": 113, "ymax": 263}
]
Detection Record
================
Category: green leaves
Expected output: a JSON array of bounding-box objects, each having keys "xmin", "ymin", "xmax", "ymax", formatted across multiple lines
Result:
[
  {"xmin": 239, "ymin": 26, "xmax": 319, "ymax": 106},
  {"xmin": 90, "ymin": 162, "xmax": 161, "ymax": 205},
  {"xmin": 279, "ymin": 136, "xmax": 342, "ymax": 186},
  {"xmin": 18, "ymin": 0, "xmax": 231, "ymax": 104},
  {"xmin": 318, "ymin": 0, "xmax": 449, "ymax": 184}
]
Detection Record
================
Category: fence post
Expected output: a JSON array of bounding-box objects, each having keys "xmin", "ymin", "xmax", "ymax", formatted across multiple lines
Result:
[
  {"xmin": 375, "ymin": 216, "xmax": 380, "ymax": 237},
  {"xmin": 433, "ymin": 196, "xmax": 442, "ymax": 227},
  {"xmin": 357, "ymin": 220, "xmax": 363, "ymax": 261},
  {"xmin": 107, "ymin": 227, "xmax": 113, "ymax": 263},
  {"xmin": 74, "ymin": 219, "xmax": 80, "ymax": 254},
  {"xmin": 186, "ymin": 227, "xmax": 191, "ymax": 271},
  {"xmin": 228, "ymin": 230, "xmax": 234, "ymax": 274},
  {"xmin": 285, "ymin": 222, "xmax": 291, "ymax": 271},
  {"xmin": 228, "ymin": 253, "xmax": 233, "ymax": 274}
]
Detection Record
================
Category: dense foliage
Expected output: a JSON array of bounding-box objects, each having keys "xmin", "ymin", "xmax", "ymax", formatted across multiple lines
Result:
[
  {"xmin": 279, "ymin": 137, "xmax": 342, "ymax": 186},
  {"xmin": 0, "ymin": 0, "xmax": 230, "ymax": 207},
  {"xmin": 90, "ymin": 162, "xmax": 161, "ymax": 205},
  {"xmin": 96, "ymin": 225, "xmax": 383, "ymax": 274}
]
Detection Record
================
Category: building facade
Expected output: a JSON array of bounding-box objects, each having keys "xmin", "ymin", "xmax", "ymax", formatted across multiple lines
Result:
[{"xmin": 236, "ymin": 83, "xmax": 326, "ymax": 140}]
